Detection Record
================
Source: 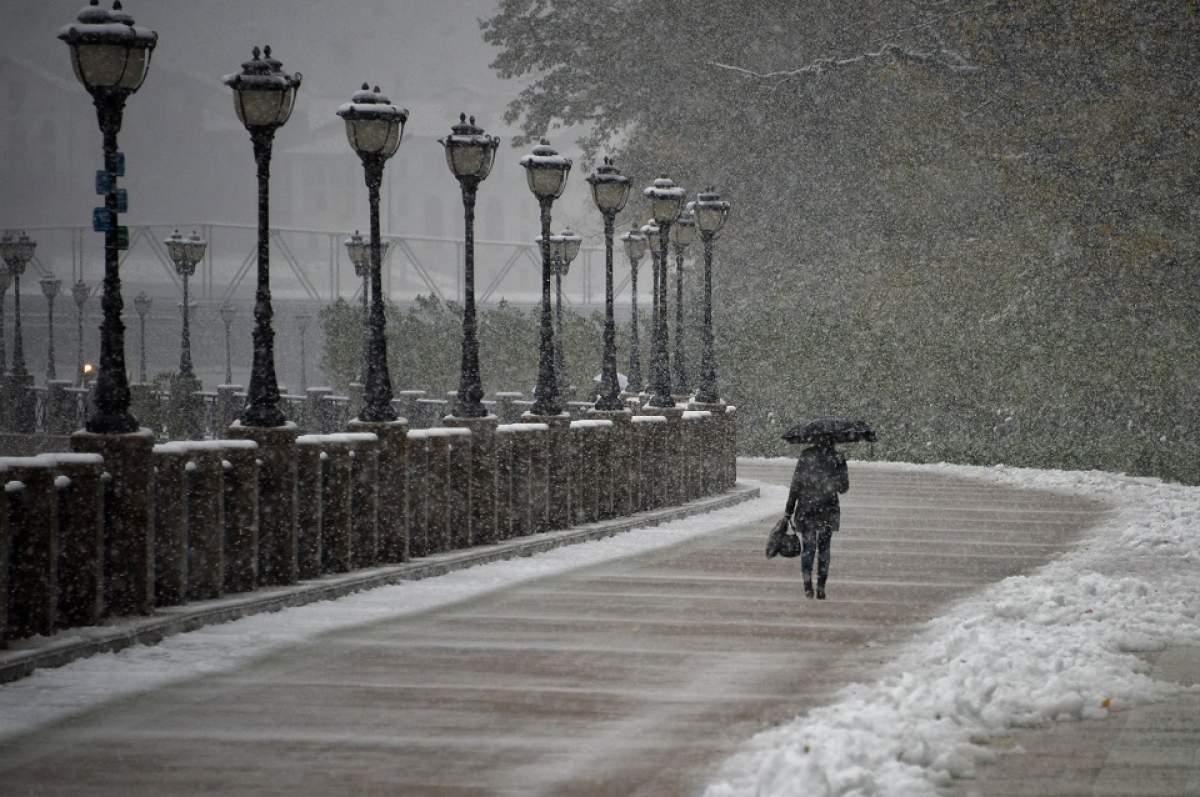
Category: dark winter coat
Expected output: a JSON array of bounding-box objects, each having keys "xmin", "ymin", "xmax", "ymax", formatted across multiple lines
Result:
[{"xmin": 784, "ymin": 444, "xmax": 849, "ymax": 525}]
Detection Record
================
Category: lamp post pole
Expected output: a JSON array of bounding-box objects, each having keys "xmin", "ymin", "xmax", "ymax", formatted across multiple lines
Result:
[
  {"xmin": 519, "ymin": 140, "xmax": 572, "ymax": 417},
  {"xmin": 640, "ymin": 220, "xmax": 660, "ymax": 399},
  {"xmin": 440, "ymin": 114, "xmax": 499, "ymax": 418},
  {"xmin": 670, "ymin": 209, "xmax": 696, "ymax": 397},
  {"xmin": 620, "ymin": 224, "xmax": 646, "ymax": 396},
  {"xmin": 72, "ymin": 280, "xmax": 90, "ymax": 386},
  {"xmin": 224, "ymin": 45, "xmax": 301, "ymax": 428},
  {"xmin": 165, "ymin": 230, "xmax": 205, "ymax": 381},
  {"xmin": 59, "ymin": 0, "xmax": 157, "ymax": 434},
  {"xmin": 1, "ymin": 232, "xmax": 35, "ymax": 433},
  {"xmin": 345, "ymin": 231, "xmax": 369, "ymax": 385},
  {"xmin": 133, "ymin": 291, "xmax": 150, "ymax": 383},
  {"xmin": 643, "ymin": 176, "xmax": 686, "ymax": 408},
  {"xmin": 338, "ymin": 83, "xmax": 407, "ymax": 423},
  {"xmin": 40, "ymin": 275, "xmax": 62, "ymax": 382},
  {"xmin": 0, "ymin": 270, "xmax": 9, "ymax": 378},
  {"xmin": 296, "ymin": 313, "xmax": 311, "ymax": 392},
  {"xmin": 218, "ymin": 302, "xmax": 235, "ymax": 385},
  {"xmin": 165, "ymin": 230, "xmax": 206, "ymax": 439},
  {"xmin": 690, "ymin": 188, "xmax": 731, "ymax": 404},
  {"xmin": 586, "ymin": 158, "xmax": 632, "ymax": 410},
  {"xmin": 549, "ymin": 228, "xmax": 580, "ymax": 399}
]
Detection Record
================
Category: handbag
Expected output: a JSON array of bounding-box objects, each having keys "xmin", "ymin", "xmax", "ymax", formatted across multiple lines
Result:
[{"xmin": 765, "ymin": 515, "xmax": 802, "ymax": 559}]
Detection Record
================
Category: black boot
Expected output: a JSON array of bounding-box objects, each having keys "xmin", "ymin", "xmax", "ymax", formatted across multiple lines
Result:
[
  {"xmin": 803, "ymin": 574, "xmax": 814, "ymax": 599},
  {"xmin": 816, "ymin": 578, "xmax": 826, "ymax": 600}
]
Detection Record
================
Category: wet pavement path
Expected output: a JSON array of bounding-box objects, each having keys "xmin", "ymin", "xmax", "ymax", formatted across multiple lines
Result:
[{"xmin": 0, "ymin": 462, "xmax": 1109, "ymax": 796}]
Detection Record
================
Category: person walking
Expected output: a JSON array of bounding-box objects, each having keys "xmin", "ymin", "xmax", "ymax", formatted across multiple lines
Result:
[{"xmin": 783, "ymin": 440, "xmax": 849, "ymax": 599}]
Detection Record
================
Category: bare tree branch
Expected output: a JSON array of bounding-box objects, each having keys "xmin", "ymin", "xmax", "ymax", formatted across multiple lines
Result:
[{"xmin": 709, "ymin": 41, "xmax": 981, "ymax": 83}]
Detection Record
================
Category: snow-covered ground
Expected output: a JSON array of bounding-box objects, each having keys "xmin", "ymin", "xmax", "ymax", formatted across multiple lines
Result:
[
  {"xmin": 0, "ymin": 484, "xmax": 786, "ymax": 742},
  {"xmin": 706, "ymin": 459, "xmax": 1200, "ymax": 797}
]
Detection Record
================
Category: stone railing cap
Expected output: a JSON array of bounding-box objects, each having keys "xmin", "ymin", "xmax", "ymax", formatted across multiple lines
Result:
[
  {"xmin": 0, "ymin": 456, "xmax": 55, "ymax": 469},
  {"xmin": 36, "ymin": 452, "xmax": 105, "ymax": 466},
  {"xmin": 570, "ymin": 419, "xmax": 614, "ymax": 429}
]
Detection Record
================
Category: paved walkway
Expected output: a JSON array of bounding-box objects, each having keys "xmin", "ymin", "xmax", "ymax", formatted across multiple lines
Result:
[{"xmin": 0, "ymin": 463, "xmax": 1113, "ymax": 795}]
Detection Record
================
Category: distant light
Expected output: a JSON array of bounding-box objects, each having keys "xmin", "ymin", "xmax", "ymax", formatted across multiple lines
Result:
[{"xmin": 83, "ymin": 362, "xmax": 94, "ymax": 375}]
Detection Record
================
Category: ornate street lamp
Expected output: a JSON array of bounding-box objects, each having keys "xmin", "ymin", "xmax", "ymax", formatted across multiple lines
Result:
[
  {"xmin": 519, "ymin": 139, "xmax": 572, "ymax": 416},
  {"xmin": 1, "ymin": 231, "xmax": 36, "ymax": 432},
  {"xmin": 639, "ymin": 219, "xmax": 662, "ymax": 397},
  {"xmin": 337, "ymin": 83, "xmax": 407, "ymax": 422},
  {"xmin": 59, "ymin": 0, "xmax": 157, "ymax": 434},
  {"xmin": 218, "ymin": 301, "xmax": 236, "ymax": 385},
  {"xmin": 296, "ymin": 312, "xmax": 312, "ymax": 392},
  {"xmin": 72, "ymin": 280, "xmax": 92, "ymax": 386},
  {"xmin": 620, "ymin": 223, "xmax": 647, "ymax": 395},
  {"xmin": 441, "ymin": 114, "xmax": 499, "ymax": 418},
  {"xmin": 690, "ymin": 188, "xmax": 731, "ymax": 404},
  {"xmin": 586, "ymin": 158, "xmax": 632, "ymax": 410},
  {"xmin": 164, "ymin": 229, "xmax": 206, "ymax": 381},
  {"xmin": 344, "ymin": 231, "xmax": 369, "ymax": 385},
  {"xmin": 132, "ymin": 291, "xmax": 150, "ymax": 383},
  {"xmin": 39, "ymin": 274, "xmax": 62, "ymax": 382},
  {"xmin": 669, "ymin": 207, "xmax": 696, "ymax": 396},
  {"xmin": 224, "ymin": 45, "xmax": 301, "ymax": 427},
  {"xmin": 643, "ymin": 176, "xmax": 686, "ymax": 408}
]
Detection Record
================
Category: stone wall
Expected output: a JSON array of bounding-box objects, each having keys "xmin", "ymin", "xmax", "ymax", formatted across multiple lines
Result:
[{"xmin": 1, "ymin": 402, "xmax": 737, "ymax": 646}]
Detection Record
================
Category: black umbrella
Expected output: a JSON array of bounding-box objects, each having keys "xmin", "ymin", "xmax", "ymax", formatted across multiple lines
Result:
[{"xmin": 782, "ymin": 417, "xmax": 877, "ymax": 445}]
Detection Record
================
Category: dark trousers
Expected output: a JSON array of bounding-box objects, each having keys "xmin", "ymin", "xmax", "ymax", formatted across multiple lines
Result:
[{"xmin": 796, "ymin": 506, "xmax": 839, "ymax": 585}]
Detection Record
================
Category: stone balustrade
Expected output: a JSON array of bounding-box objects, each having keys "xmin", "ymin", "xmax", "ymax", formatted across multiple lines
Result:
[{"xmin": 1, "ymin": 401, "xmax": 738, "ymax": 648}]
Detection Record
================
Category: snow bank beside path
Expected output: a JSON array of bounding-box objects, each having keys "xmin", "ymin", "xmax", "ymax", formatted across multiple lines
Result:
[
  {"xmin": 706, "ymin": 459, "xmax": 1200, "ymax": 797},
  {"xmin": 0, "ymin": 484, "xmax": 785, "ymax": 742}
]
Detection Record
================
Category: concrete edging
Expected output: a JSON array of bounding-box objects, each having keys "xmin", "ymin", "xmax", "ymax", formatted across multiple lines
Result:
[{"xmin": 0, "ymin": 483, "xmax": 760, "ymax": 685}]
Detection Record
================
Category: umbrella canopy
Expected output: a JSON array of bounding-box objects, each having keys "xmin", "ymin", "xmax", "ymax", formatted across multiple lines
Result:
[
  {"xmin": 592, "ymin": 372, "xmax": 630, "ymax": 390},
  {"xmin": 782, "ymin": 417, "xmax": 876, "ymax": 445}
]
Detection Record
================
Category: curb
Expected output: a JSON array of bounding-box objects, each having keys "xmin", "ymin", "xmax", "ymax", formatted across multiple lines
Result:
[{"xmin": 0, "ymin": 483, "xmax": 760, "ymax": 685}]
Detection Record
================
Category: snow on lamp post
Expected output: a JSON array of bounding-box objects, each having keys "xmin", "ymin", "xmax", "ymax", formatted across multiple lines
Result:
[
  {"xmin": 72, "ymin": 279, "xmax": 92, "ymax": 386},
  {"xmin": 132, "ymin": 290, "xmax": 150, "ymax": 384},
  {"xmin": 218, "ymin": 301, "xmax": 236, "ymax": 385},
  {"xmin": 519, "ymin": 139, "xmax": 572, "ymax": 416},
  {"xmin": 1, "ymin": 231, "xmax": 36, "ymax": 433},
  {"xmin": 59, "ymin": 0, "xmax": 156, "ymax": 434},
  {"xmin": 586, "ymin": 157, "xmax": 632, "ymax": 410},
  {"xmin": 39, "ymin": 274, "xmax": 62, "ymax": 382},
  {"xmin": 669, "ymin": 207, "xmax": 696, "ymax": 396},
  {"xmin": 620, "ymin": 223, "xmax": 647, "ymax": 395},
  {"xmin": 337, "ymin": 83, "xmax": 406, "ymax": 423},
  {"xmin": 639, "ymin": 219, "xmax": 662, "ymax": 398},
  {"xmin": 164, "ymin": 229, "xmax": 205, "ymax": 381},
  {"xmin": 690, "ymin": 187, "xmax": 731, "ymax": 405},
  {"xmin": 643, "ymin": 175, "xmax": 686, "ymax": 408},
  {"xmin": 224, "ymin": 45, "xmax": 301, "ymax": 428},
  {"xmin": 441, "ymin": 114, "xmax": 499, "ymax": 418}
]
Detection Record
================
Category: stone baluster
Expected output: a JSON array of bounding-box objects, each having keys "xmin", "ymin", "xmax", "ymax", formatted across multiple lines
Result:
[
  {"xmin": 52, "ymin": 453, "xmax": 106, "ymax": 628},
  {"xmin": 4, "ymin": 457, "xmax": 59, "ymax": 638},
  {"xmin": 405, "ymin": 431, "xmax": 431, "ymax": 558},
  {"xmin": 151, "ymin": 443, "xmax": 190, "ymax": 606}
]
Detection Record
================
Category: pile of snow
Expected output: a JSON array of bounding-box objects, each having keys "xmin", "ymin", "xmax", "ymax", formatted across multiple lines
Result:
[
  {"xmin": 705, "ymin": 459, "xmax": 1200, "ymax": 797},
  {"xmin": 0, "ymin": 484, "xmax": 784, "ymax": 741}
]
